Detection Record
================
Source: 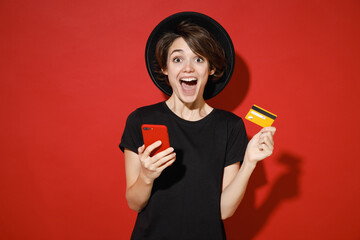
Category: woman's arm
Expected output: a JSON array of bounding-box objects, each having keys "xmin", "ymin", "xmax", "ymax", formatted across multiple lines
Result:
[
  {"xmin": 124, "ymin": 141, "xmax": 176, "ymax": 212},
  {"xmin": 220, "ymin": 127, "xmax": 276, "ymax": 219}
]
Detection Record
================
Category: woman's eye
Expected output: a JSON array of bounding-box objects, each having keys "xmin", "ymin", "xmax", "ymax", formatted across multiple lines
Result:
[
  {"xmin": 195, "ymin": 57, "xmax": 204, "ymax": 63},
  {"xmin": 173, "ymin": 57, "xmax": 181, "ymax": 63}
]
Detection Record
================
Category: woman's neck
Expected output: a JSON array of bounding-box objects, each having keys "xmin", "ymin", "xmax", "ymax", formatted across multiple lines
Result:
[{"xmin": 165, "ymin": 95, "xmax": 213, "ymax": 121}]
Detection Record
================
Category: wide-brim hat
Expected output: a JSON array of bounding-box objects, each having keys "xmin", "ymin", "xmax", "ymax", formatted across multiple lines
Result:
[{"xmin": 145, "ymin": 11, "xmax": 235, "ymax": 100}]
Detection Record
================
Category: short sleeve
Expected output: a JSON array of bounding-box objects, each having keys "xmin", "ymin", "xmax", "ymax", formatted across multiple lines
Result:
[
  {"xmin": 119, "ymin": 110, "xmax": 143, "ymax": 154},
  {"xmin": 225, "ymin": 118, "xmax": 248, "ymax": 166}
]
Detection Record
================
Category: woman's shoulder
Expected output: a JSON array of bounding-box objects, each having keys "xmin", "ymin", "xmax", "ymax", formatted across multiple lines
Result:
[
  {"xmin": 127, "ymin": 102, "xmax": 166, "ymax": 120},
  {"xmin": 134, "ymin": 102, "xmax": 164, "ymax": 113},
  {"xmin": 211, "ymin": 108, "xmax": 246, "ymax": 132},
  {"xmin": 211, "ymin": 109, "xmax": 247, "ymax": 137},
  {"xmin": 214, "ymin": 108, "xmax": 244, "ymax": 122}
]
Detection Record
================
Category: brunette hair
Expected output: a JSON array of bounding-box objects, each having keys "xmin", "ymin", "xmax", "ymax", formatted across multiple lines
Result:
[{"xmin": 154, "ymin": 21, "xmax": 227, "ymax": 84}]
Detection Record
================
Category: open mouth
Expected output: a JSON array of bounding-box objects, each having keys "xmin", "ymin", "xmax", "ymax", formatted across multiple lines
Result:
[
  {"xmin": 180, "ymin": 78, "xmax": 197, "ymax": 86},
  {"xmin": 179, "ymin": 77, "xmax": 198, "ymax": 95}
]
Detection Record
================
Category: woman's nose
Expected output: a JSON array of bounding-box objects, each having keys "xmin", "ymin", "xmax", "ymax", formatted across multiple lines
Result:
[{"xmin": 183, "ymin": 60, "xmax": 194, "ymax": 72}]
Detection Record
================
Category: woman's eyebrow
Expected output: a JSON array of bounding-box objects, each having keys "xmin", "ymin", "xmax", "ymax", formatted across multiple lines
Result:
[{"xmin": 169, "ymin": 49, "xmax": 184, "ymax": 56}]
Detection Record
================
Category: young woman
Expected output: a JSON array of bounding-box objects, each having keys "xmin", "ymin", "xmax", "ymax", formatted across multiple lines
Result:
[{"xmin": 120, "ymin": 12, "xmax": 276, "ymax": 240}]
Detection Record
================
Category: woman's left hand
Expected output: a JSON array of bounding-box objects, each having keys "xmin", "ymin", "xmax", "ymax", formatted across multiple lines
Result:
[{"xmin": 244, "ymin": 127, "xmax": 276, "ymax": 165}]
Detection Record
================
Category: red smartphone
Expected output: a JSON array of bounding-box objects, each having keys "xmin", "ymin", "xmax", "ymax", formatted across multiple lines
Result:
[{"xmin": 141, "ymin": 124, "xmax": 170, "ymax": 157}]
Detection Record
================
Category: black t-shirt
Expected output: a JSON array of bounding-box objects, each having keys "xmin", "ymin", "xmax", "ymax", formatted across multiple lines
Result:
[{"xmin": 120, "ymin": 102, "xmax": 248, "ymax": 240}]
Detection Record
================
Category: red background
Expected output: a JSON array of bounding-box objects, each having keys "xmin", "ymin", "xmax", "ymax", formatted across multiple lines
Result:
[{"xmin": 1, "ymin": 0, "xmax": 359, "ymax": 239}]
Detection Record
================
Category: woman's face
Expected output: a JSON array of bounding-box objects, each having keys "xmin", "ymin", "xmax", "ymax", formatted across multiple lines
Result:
[{"xmin": 162, "ymin": 37, "xmax": 214, "ymax": 104}]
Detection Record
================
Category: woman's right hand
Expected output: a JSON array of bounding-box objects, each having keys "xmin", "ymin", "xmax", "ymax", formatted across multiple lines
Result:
[{"xmin": 138, "ymin": 141, "xmax": 176, "ymax": 184}]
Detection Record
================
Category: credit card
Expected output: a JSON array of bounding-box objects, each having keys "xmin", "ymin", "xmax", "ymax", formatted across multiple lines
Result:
[{"xmin": 245, "ymin": 105, "xmax": 277, "ymax": 127}]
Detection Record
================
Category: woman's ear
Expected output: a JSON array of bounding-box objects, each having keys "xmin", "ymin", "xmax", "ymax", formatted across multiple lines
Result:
[
  {"xmin": 209, "ymin": 68, "xmax": 215, "ymax": 76},
  {"xmin": 162, "ymin": 68, "xmax": 168, "ymax": 75}
]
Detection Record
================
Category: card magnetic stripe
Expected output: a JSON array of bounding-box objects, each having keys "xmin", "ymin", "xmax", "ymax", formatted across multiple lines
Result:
[{"xmin": 251, "ymin": 105, "xmax": 277, "ymax": 120}]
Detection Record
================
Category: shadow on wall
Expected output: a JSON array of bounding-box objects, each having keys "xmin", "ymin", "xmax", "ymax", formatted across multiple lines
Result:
[
  {"xmin": 224, "ymin": 152, "xmax": 302, "ymax": 240},
  {"xmin": 207, "ymin": 53, "xmax": 250, "ymax": 112}
]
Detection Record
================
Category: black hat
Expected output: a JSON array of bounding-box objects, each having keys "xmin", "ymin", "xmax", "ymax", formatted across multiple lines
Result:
[{"xmin": 145, "ymin": 12, "xmax": 235, "ymax": 100}]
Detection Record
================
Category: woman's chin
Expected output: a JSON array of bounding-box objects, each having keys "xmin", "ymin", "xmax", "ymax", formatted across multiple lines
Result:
[
  {"xmin": 169, "ymin": 86, "xmax": 205, "ymax": 105},
  {"xmin": 178, "ymin": 92, "xmax": 204, "ymax": 104}
]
